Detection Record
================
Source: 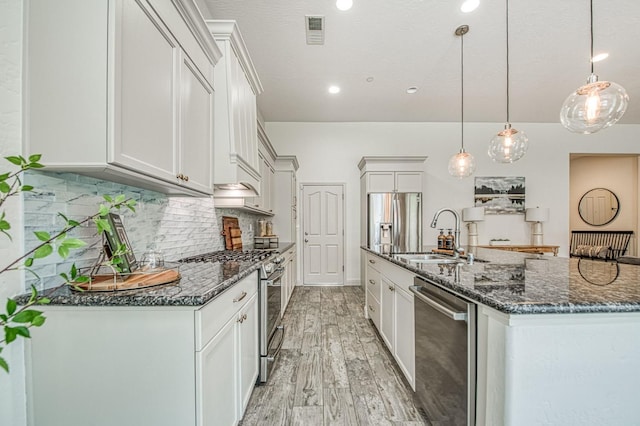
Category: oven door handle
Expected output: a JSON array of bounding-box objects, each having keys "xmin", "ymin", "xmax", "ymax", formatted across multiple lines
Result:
[
  {"xmin": 265, "ymin": 269, "xmax": 285, "ymax": 285},
  {"xmin": 266, "ymin": 325, "xmax": 285, "ymax": 362}
]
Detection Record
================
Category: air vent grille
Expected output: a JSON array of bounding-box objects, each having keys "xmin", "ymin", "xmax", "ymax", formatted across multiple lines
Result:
[{"xmin": 305, "ymin": 15, "xmax": 325, "ymax": 45}]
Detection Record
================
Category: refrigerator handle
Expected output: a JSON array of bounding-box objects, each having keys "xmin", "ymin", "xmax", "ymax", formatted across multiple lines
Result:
[{"xmin": 392, "ymin": 195, "xmax": 399, "ymax": 250}]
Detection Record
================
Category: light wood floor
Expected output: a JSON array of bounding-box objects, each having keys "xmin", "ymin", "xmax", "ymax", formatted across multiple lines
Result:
[{"xmin": 241, "ymin": 286, "xmax": 427, "ymax": 426}]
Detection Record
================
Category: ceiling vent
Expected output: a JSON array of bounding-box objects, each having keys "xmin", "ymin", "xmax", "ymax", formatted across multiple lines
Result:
[{"xmin": 305, "ymin": 15, "xmax": 325, "ymax": 45}]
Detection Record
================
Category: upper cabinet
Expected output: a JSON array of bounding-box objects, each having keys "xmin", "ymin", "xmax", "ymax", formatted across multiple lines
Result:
[
  {"xmin": 25, "ymin": 0, "xmax": 222, "ymax": 196},
  {"xmin": 207, "ymin": 20, "xmax": 264, "ymax": 197},
  {"xmin": 272, "ymin": 156, "xmax": 299, "ymax": 243},
  {"xmin": 358, "ymin": 157, "xmax": 427, "ymax": 193}
]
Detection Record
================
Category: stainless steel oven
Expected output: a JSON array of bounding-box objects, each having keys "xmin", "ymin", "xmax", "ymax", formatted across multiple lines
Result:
[{"xmin": 259, "ymin": 257, "xmax": 285, "ymax": 383}]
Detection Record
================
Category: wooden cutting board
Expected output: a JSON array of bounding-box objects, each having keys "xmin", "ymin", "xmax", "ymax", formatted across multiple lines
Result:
[
  {"xmin": 222, "ymin": 216, "xmax": 243, "ymax": 251},
  {"xmin": 75, "ymin": 269, "xmax": 181, "ymax": 292}
]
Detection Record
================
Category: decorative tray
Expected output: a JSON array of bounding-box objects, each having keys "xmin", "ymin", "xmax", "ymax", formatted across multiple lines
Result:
[{"xmin": 74, "ymin": 264, "xmax": 181, "ymax": 292}]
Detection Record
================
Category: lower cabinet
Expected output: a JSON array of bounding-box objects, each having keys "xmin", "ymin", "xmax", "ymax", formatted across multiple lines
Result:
[
  {"xmin": 28, "ymin": 272, "xmax": 259, "ymax": 426},
  {"xmin": 281, "ymin": 245, "xmax": 297, "ymax": 315},
  {"xmin": 364, "ymin": 253, "xmax": 416, "ymax": 390},
  {"xmin": 197, "ymin": 291, "xmax": 258, "ymax": 425}
]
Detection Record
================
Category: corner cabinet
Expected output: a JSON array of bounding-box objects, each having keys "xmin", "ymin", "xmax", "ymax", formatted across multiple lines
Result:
[
  {"xmin": 28, "ymin": 272, "xmax": 259, "ymax": 426},
  {"xmin": 25, "ymin": 0, "xmax": 221, "ymax": 196},
  {"xmin": 363, "ymin": 250, "xmax": 416, "ymax": 390},
  {"xmin": 273, "ymin": 156, "xmax": 299, "ymax": 243},
  {"xmin": 208, "ymin": 20, "xmax": 263, "ymax": 194}
]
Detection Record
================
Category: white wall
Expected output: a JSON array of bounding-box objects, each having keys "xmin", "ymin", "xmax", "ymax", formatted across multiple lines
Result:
[
  {"xmin": 0, "ymin": 0, "xmax": 27, "ymax": 424},
  {"xmin": 266, "ymin": 121, "xmax": 640, "ymax": 285}
]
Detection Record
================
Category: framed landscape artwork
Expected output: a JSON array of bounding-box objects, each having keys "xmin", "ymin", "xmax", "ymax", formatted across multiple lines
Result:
[{"xmin": 474, "ymin": 176, "xmax": 525, "ymax": 215}]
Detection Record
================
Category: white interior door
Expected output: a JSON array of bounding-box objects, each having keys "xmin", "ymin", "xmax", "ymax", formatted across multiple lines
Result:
[{"xmin": 302, "ymin": 184, "xmax": 345, "ymax": 285}]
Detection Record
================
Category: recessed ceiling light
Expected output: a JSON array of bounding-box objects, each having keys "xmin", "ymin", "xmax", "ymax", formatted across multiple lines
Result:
[
  {"xmin": 328, "ymin": 85, "xmax": 341, "ymax": 94},
  {"xmin": 460, "ymin": 0, "xmax": 480, "ymax": 13},
  {"xmin": 592, "ymin": 52, "xmax": 609, "ymax": 62},
  {"xmin": 406, "ymin": 87, "xmax": 418, "ymax": 94},
  {"xmin": 336, "ymin": 0, "xmax": 353, "ymax": 11}
]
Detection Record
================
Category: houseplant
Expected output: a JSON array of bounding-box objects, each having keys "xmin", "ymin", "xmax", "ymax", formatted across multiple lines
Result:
[{"xmin": 0, "ymin": 154, "xmax": 136, "ymax": 373}]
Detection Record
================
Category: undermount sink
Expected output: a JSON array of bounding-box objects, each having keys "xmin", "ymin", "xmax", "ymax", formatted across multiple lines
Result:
[{"xmin": 393, "ymin": 253, "xmax": 463, "ymax": 264}]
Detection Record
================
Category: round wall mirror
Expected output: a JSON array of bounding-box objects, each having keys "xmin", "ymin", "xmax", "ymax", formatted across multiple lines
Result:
[{"xmin": 578, "ymin": 188, "xmax": 620, "ymax": 226}]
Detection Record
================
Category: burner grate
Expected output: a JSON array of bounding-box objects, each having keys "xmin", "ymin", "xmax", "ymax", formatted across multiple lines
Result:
[{"xmin": 180, "ymin": 250, "xmax": 275, "ymax": 264}]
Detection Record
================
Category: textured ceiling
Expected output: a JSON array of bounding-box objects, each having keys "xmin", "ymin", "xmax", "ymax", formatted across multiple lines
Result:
[{"xmin": 199, "ymin": 0, "xmax": 640, "ymax": 124}]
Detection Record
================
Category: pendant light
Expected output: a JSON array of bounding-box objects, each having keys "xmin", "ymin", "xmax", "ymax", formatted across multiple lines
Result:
[
  {"xmin": 448, "ymin": 25, "xmax": 476, "ymax": 179},
  {"xmin": 560, "ymin": 0, "xmax": 628, "ymax": 134},
  {"xmin": 488, "ymin": 0, "xmax": 528, "ymax": 163}
]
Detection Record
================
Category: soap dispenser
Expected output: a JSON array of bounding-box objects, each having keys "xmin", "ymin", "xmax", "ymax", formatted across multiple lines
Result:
[
  {"xmin": 445, "ymin": 229, "xmax": 454, "ymax": 250},
  {"xmin": 437, "ymin": 229, "xmax": 446, "ymax": 249}
]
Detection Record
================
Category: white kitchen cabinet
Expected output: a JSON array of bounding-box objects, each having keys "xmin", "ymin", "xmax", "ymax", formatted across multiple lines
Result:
[
  {"xmin": 273, "ymin": 156, "xmax": 299, "ymax": 243},
  {"xmin": 28, "ymin": 272, "xmax": 259, "ymax": 426},
  {"xmin": 358, "ymin": 157, "xmax": 427, "ymax": 194},
  {"xmin": 281, "ymin": 245, "xmax": 297, "ymax": 315},
  {"xmin": 380, "ymin": 275, "xmax": 395, "ymax": 350},
  {"xmin": 363, "ymin": 253, "xmax": 416, "ymax": 390},
  {"xmin": 208, "ymin": 20, "xmax": 263, "ymax": 195},
  {"xmin": 25, "ymin": 0, "xmax": 221, "ymax": 196}
]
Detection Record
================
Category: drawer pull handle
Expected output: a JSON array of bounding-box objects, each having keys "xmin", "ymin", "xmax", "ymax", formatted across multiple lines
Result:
[
  {"xmin": 369, "ymin": 305, "xmax": 375, "ymax": 312},
  {"xmin": 233, "ymin": 291, "xmax": 247, "ymax": 303},
  {"xmin": 368, "ymin": 259, "xmax": 375, "ymax": 264},
  {"xmin": 369, "ymin": 279, "xmax": 375, "ymax": 285}
]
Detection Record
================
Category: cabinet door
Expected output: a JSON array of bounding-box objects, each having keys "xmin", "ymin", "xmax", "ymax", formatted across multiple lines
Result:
[
  {"xmin": 251, "ymin": 154, "xmax": 266, "ymax": 209},
  {"xmin": 238, "ymin": 292, "xmax": 259, "ymax": 416},
  {"xmin": 395, "ymin": 172, "xmax": 422, "ymax": 193},
  {"xmin": 112, "ymin": 0, "xmax": 178, "ymax": 182},
  {"xmin": 367, "ymin": 172, "xmax": 395, "ymax": 193},
  {"xmin": 394, "ymin": 286, "xmax": 415, "ymax": 390},
  {"xmin": 380, "ymin": 276, "xmax": 395, "ymax": 351},
  {"xmin": 197, "ymin": 316, "xmax": 237, "ymax": 426},
  {"xmin": 179, "ymin": 55, "xmax": 214, "ymax": 194}
]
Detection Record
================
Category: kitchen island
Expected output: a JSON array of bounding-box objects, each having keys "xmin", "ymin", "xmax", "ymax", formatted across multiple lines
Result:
[{"xmin": 363, "ymin": 245, "xmax": 640, "ymax": 425}]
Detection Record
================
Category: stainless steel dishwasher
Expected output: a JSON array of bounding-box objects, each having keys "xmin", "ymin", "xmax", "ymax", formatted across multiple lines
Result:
[{"xmin": 410, "ymin": 276, "xmax": 476, "ymax": 426}]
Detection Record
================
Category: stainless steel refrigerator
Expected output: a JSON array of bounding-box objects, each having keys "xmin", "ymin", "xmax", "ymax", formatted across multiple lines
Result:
[{"xmin": 367, "ymin": 193, "xmax": 422, "ymax": 253}]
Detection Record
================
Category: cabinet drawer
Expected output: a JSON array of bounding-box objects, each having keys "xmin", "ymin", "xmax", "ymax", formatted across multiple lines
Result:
[
  {"xmin": 366, "ymin": 266, "xmax": 381, "ymax": 303},
  {"xmin": 195, "ymin": 271, "xmax": 258, "ymax": 351},
  {"xmin": 366, "ymin": 253, "xmax": 381, "ymax": 271},
  {"xmin": 367, "ymin": 290, "xmax": 381, "ymax": 331}
]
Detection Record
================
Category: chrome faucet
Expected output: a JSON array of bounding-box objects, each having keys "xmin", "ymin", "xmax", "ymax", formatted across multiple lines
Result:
[{"xmin": 430, "ymin": 208, "xmax": 463, "ymax": 258}]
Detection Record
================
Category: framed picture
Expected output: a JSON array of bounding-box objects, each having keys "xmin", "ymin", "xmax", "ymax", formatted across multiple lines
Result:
[
  {"xmin": 474, "ymin": 176, "xmax": 525, "ymax": 215},
  {"xmin": 103, "ymin": 213, "xmax": 138, "ymax": 273}
]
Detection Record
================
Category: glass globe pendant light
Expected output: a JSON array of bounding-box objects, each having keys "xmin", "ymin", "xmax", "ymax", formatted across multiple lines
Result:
[
  {"xmin": 560, "ymin": 0, "xmax": 629, "ymax": 134},
  {"xmin": 488, "ymin": 0, "xmax": 528, "ymax": 163},
  {"xmin": 449, "ymin": 25, "xmax": 476, "ymax": 179}
]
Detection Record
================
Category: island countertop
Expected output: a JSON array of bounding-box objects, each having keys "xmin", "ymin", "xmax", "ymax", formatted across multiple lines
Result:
[{"xmin": 363, "ymin": 245, "xmax": 640, "ymax": 314}]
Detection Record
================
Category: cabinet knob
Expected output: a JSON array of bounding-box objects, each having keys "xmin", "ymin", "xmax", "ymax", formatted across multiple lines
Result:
[
  {"xmin": 368, "ymin": 305, "xmax": 375, "ymax": 312},
  {"xmin": 388, "ymin": 286, "xmax": 394, "ymax": 291},
  {"xmin": 176, "ymin": 173, "xmax": 183, "ymax": 180},
  {"xmin": 184, "ymin": 175, "xmax": 189, "ymax": 182},
  {"xmin": 237, "ymin": 316, "xmax": 244, "ymax": 324},
  {"xmin": 304, "ymin": 239, "xmax": 309, "ymax": 243},
  {"xmin": 368, "ymin": 259, "xmax": 375, "ymax": 264},
  {"xmin": 368, "ymin": 279, "xmax": 375, "ymax": 285}
]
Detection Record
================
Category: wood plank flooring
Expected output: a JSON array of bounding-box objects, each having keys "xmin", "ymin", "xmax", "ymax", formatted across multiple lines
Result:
[{"xmin": 241, "ymin": 286, "xmax": 427, "ymax": 426}]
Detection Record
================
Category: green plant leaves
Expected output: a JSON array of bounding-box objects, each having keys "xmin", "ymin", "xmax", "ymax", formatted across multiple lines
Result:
[
  {"xmin": 0, "ymin": 356, "xmax": 9, "ymax": 373},
  {"xmin": 34, "ymin": 231, "xmax": 51, "ymax": 242},
  {"xmin": 33, "ymin": 244, "xmax": 53, "ymax": 259},
  {"xmin": 28, "ymin": 154, "xmax": 42, "ymax": 163},
  {"xmin": 6, "ymin": 299, "xmax": 17, "ymax": 316},
  {"xmin": 5, "ymin": 156, "xmax": 23, "ymax": 166},
  {"xmin": 12, "ymin": 309, "xmax": 43, "ymax": 324},
  {"xmin": 0, "ymin": 182, "xmax": 10, "ymax": 193}
]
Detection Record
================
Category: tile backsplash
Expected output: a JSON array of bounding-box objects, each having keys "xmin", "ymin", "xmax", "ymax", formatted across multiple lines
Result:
[{"xmin": 23, "ymin": 171, "xmax": 262, "ymax": 290}]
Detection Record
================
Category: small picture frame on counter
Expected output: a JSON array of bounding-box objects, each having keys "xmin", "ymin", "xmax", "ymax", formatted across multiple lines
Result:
[{"xmin": 103, "ymin": 213, "xmax": 138, "ymax": 273}]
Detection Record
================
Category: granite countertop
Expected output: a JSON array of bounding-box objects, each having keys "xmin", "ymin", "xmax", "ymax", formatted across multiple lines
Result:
[
  {"xmin": 15, "ymin": 259, "xmax": 265, "ymax": 308},
  {"xmin": 364, "ymin": 246, "xmax": 640, "ymax": 315}
]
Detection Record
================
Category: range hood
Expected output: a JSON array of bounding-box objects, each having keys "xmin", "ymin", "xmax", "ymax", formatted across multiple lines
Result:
[{"xmin": 212, "ymin": 160, "xmax": 260, "ymax": 197}]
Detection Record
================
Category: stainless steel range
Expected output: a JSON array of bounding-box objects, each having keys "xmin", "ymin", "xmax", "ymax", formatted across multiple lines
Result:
[
  {"xmin": 259, "ymin": 254, "xmax": 285, "ymax": 383},
  {"xmin": 180, "ymin": 249, "xmax": 285, "ymax": 383}
]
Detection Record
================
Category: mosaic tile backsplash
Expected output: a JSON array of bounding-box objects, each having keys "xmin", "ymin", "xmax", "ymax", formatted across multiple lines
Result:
[{"xmin": 23, "ymin": 171, "xmax": 261, "ymax": 290}]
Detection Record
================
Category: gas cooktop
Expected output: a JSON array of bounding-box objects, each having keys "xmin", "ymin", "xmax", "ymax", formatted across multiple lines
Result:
[{"xmin": 179, "ymin": 250, "xmax": 275, "ymax": 264}]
